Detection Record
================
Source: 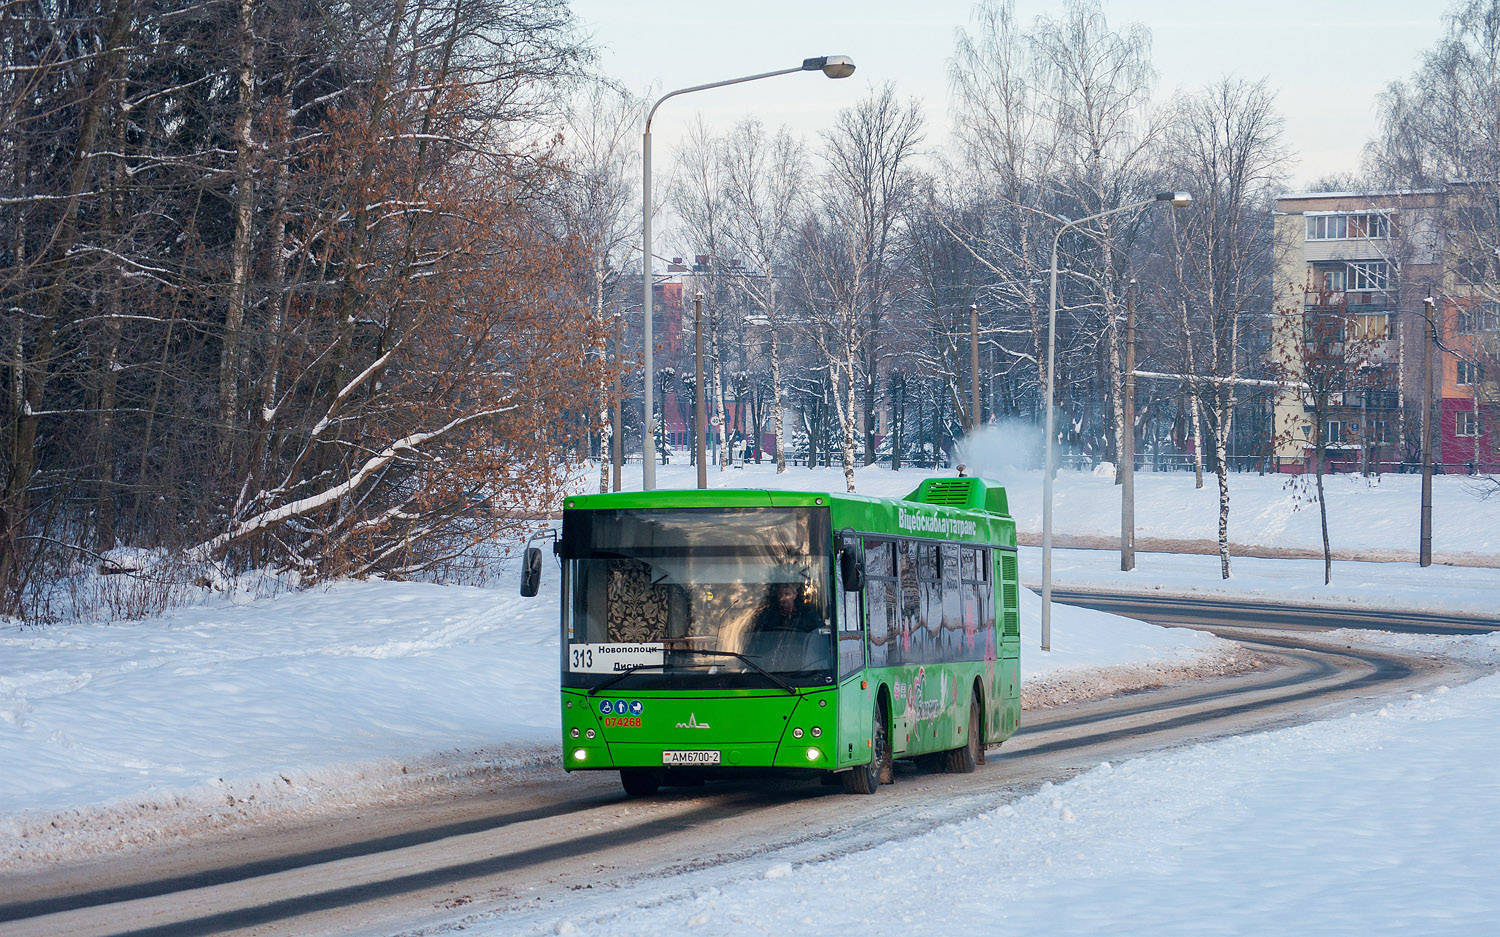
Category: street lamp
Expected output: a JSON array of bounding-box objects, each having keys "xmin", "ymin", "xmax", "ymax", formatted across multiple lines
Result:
[
  {"xmin": 1040, "ymin": 190, "xmax": 1191, "ymax": 651},
  {"xmin": 640, "ymin": 56, "xmax": 855, "ymax": 490}
]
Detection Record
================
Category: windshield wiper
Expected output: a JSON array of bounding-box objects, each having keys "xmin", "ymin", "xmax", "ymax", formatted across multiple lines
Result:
[
  {"xmin": 587, "ymin": 664, "xmax": 666, "ymax": 696},
  {"xmin": 585, "ymin": 650, "xmax": 799, "ymax": 696},
  {"xmin": 667, "ymin": 648, "xmax": 797, "ymax": 694}
]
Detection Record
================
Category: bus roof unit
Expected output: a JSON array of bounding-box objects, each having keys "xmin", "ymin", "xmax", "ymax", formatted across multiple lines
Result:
[{"xmin": 902, "ymin": 477, "xmax": 1009, "ymax": 517}]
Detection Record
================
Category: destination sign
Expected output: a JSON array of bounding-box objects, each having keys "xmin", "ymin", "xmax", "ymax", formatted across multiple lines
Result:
[{"xmin": 569, "ymin": 642, "xmax": 665, "ymax": 674}]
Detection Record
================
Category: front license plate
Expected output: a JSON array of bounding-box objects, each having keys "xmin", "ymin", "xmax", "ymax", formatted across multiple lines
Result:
[{"xmin": 662, "ymin": 750, "xmax": 721, "ymax": 766}]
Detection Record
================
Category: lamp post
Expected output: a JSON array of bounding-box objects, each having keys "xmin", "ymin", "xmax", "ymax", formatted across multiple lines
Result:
[
  {"xmin": 1420, "ymin": 296, "xmax": 1436, "ymax": 567},
  {"xmin": 693, "ymin": 290, "xmax": 708, "ymax": 489},
  {"xmin": 641, "ymin": 55, "xmax": 855, "ymax": 490},
  {"xmin": 970, "ymin": 303, "xmax": 981, "ymax": 432},
  {"xmin": 1041, "ymin": 190, "xmax": 1191, "ymax": 651},
  {"xmin": 612, "ymin": 311, "xmax": 623, "ymax": 491},
  {"xmin": 1121, "ymin": 279, "xmax": 1136, "ymax": 571}
]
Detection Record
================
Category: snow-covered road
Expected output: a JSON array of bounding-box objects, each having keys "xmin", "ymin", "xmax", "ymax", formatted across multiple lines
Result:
[{"xmin": 5, "ymin": 601, "xmax": 1474, "ymax": 937}]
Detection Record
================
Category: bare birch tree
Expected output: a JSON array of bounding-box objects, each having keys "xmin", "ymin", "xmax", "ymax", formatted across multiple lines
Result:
[
  {"xmin": 820, "ymin": 84, "xmax": 923, "ymax": 466},
  {"xmin": 561, "ymin": 82, "xmax": 645, "ymax": 492},
  {"xmin": 669, "ymin": 118, "xmax": 741, "ymax": 471},
  {"xmin": 1156, "ymin": 77, "xmax": 1288, "ymax": 577},
  {"xmin": 722, "ymin": 119, "xmax": 807, "ymax": 473},
  {"xmin": 1033, "ymin": 0, "xmax": 1163, "ymax": 473},
  {"xmin": 948, "ymin": 0, "xmax": 1062, "ymax": 409}
]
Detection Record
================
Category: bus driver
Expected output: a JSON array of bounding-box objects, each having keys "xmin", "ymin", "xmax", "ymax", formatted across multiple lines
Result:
[{"xmin": 753, "ymin": 582, "xmax": 823, "ymax": 633}]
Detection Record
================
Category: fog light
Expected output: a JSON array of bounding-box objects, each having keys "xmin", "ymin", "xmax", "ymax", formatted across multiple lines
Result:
[
  {"xmin": 571, "ymin": 728, "xmax": 579, "ymax": 738},
  {"xmin": 811, "ymin": 727, "xmax": 822, "ymax": 738},
  {"xmin": 792, "ymin": 728, "xmax": 804, "ymax": 739},
  {"xmin": 805, "ymin": 747, "xmax": 821, "ymax": 761},
  {"xmin": 573, "ymin": 748, "xmax": 588, "ymax": 761},
  {"xmin": 586, "ymin": 729, "xmax": 595, "ymax": 739}
]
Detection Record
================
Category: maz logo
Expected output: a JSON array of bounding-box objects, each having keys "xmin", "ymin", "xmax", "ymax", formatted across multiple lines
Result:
[{"xmin": 676, "ymin": 713, "xmax": 711, "ymax": 729}]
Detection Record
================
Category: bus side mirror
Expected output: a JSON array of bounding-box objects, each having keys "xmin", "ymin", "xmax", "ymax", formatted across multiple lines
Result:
[
  {"xmin": 519, "ymin": 546, "xmax": 543, "ymax": 597},
  {"xmin": 840, "ymin": 545, "xmax": 864, "ymax": 592}
]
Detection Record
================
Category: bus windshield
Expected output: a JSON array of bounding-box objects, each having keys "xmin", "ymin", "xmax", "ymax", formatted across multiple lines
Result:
[{"xmin": 560, "ymin": 507, "xmax": 833, "ymax": 690}]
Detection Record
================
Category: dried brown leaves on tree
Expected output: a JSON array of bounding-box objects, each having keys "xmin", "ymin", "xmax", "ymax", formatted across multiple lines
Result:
[{"xmin": 0, "ymin": 0, "xmax": 602, "ymax": 618}]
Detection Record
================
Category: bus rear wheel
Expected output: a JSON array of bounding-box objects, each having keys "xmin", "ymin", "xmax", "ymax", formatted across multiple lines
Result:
[
  {"xmin": 842, "ymin": 702, "xmax": 891, "ymax": 794},
  {"xmin": 620, "ymin": 768, "xmax": 661, "ymax": 797},
  {"xmin": 944, "ymin": 697, "xmax": 981, "ymax": 774}
]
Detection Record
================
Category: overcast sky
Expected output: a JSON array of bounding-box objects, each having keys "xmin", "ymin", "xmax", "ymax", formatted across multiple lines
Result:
[{"xmin": 567, "ymin": 0, "xmax": 1447, "ymax": 190}]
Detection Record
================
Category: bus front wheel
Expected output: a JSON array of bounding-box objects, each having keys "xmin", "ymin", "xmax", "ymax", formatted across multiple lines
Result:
[
  {"xmin": 620, "ymin": 768, "xmax": 661, "ymax": 797},
  {"xmin": 842, "ymin": 703, "xmax": 891, "ymax": 794}
]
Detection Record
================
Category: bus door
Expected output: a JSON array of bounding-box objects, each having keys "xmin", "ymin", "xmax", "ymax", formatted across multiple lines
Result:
[
  {"xmin": 996, "ymin": 548, "xmax": 1021, "ymax": 735},
  {"xmin": 835, "ymin": 555, "xmax": 871, "ymax": 768}
]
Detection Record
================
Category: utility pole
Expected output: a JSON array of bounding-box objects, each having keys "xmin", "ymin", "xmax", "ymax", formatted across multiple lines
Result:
[
  {"xmin": 1359, "ymin": 387, "xmax": 1368, "ymax": 477},
  {"xmin": 694, "ymin": 291, "xmax": 708, "ymax": 490},
  {"xmin": 1420, "ymin": 296, "xmax": 1435, "ymax": 567},
  {"xmin": 1121, "ymin": 281, "xmax": 1136, "ymax": 572},
  {"xmin": 969, "ymin": 303, "xmax": 981, "ymax": 432},
  {"xmin": 612, "ymin": 313, "xmax": 623, "ymax": 491}
]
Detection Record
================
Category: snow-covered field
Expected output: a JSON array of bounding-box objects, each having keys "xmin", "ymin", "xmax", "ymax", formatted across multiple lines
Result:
[
  {"xmin": 2, "ymin": 457, "xmax": 1497, "ymax": 932},
  {"xmin": 615, "ymin": 454, "xmax": 1500, "ymax": 559}
]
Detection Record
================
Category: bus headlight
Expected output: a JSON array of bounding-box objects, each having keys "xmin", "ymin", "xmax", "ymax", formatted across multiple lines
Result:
[
  {"xmin": 811, "ymin": 727, "xmax": 822, "ymax": 738},
  {"xmin": 571, "ymin": 728, "xmax": 580, "ymax": 738},
  {"xmin": 573, "ymin": 748, "xmax": 588, "ymax": 761},
  {"xmin": 586, "ymin": 729, "xmax": 595, "ymax": 739},
  {"xmin": 805, "ymin": 747, "xmax": 821, "ymax": 762},
  {"xmin": 792, "ymin": 728, "xmax": 804, "ymax": 739}
]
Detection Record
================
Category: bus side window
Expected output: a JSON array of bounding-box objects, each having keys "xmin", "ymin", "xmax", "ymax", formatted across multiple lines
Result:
[
  {"xmin": 940, "ymin": 544, "xmax": 962, "ymax": 662},
  {"xmin": 863, "ymin": 538, "xmax": 896, "ymax": 669},
  {"xmin": 897, "ymin": 540, "xmax": 922, "ymax": 665},
  {"xmin": 959, "ymin": 546, "xmax": 990, "ymax": 662},
  {"xmin": 917, "ymin": 543, "xmax": 942, "ymax": 662}
]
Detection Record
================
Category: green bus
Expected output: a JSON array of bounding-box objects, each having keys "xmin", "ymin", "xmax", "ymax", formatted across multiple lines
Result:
[{"xmin": 520, "ymin": 476, "xmax": 1020, "ymax": 796}]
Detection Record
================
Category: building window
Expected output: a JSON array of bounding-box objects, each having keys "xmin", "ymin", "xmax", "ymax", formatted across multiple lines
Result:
[
  {"xmin": 1306, "ymin": 212, "xmax": 1389, "ymax": 240},
  {"xmin": 1351, "ymin": 313, "xmax": 1391, "ymax": 340},
  {"xmin": 1304, "ymin": 312, "xmax": 1346, "ymax": 343},
  {"xmin": 1324, "ymin": 420, "xmax": 1344, "ymax": 444},
  {"xmin": 1347, "ymin": 261, "xmax": 1389, "ymax": 291},
  {"xmin": 1457, "ymin": 361, "xmax": 1482, "ymax": 386},
  {"xmin": 1370, "ymin": 419, "xmax": 1391, "ymax": 444},
  {"xmin": 1307, "ymin": 214, "xmax": 1346, "ymax": 240},
  {"xmin": 1456, "ymin": 303, "xmax": 1500, "ymax": 335},
  {"xmin": 1457, "ymin": 411, "xmax": 1481, "ymax": 437},
  {"xmin": 1319, "ymin": 267, "xmax": 1346, "ymax": 291},
  {"xmin": 1347, "ymin": 213, "xmax": 1389, "ymax": 238}
]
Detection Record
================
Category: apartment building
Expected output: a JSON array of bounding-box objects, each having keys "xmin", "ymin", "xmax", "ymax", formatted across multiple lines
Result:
[{"xmin": 1270, "ymin": 188, "xmax": 1499, "ymax": 474}]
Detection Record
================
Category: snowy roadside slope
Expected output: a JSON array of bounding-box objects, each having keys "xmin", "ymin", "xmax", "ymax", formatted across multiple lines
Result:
[
  {"xmin": 0, "ymin": 566, "xmax": 1221, "ymax": 868},
  {"xmin": 0, "ymin": 576, "xmax": 561, "ymax": 862},
  {"xmin": 489, "ymin": 634, "xmax": 1500, "ymax": 937}
]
